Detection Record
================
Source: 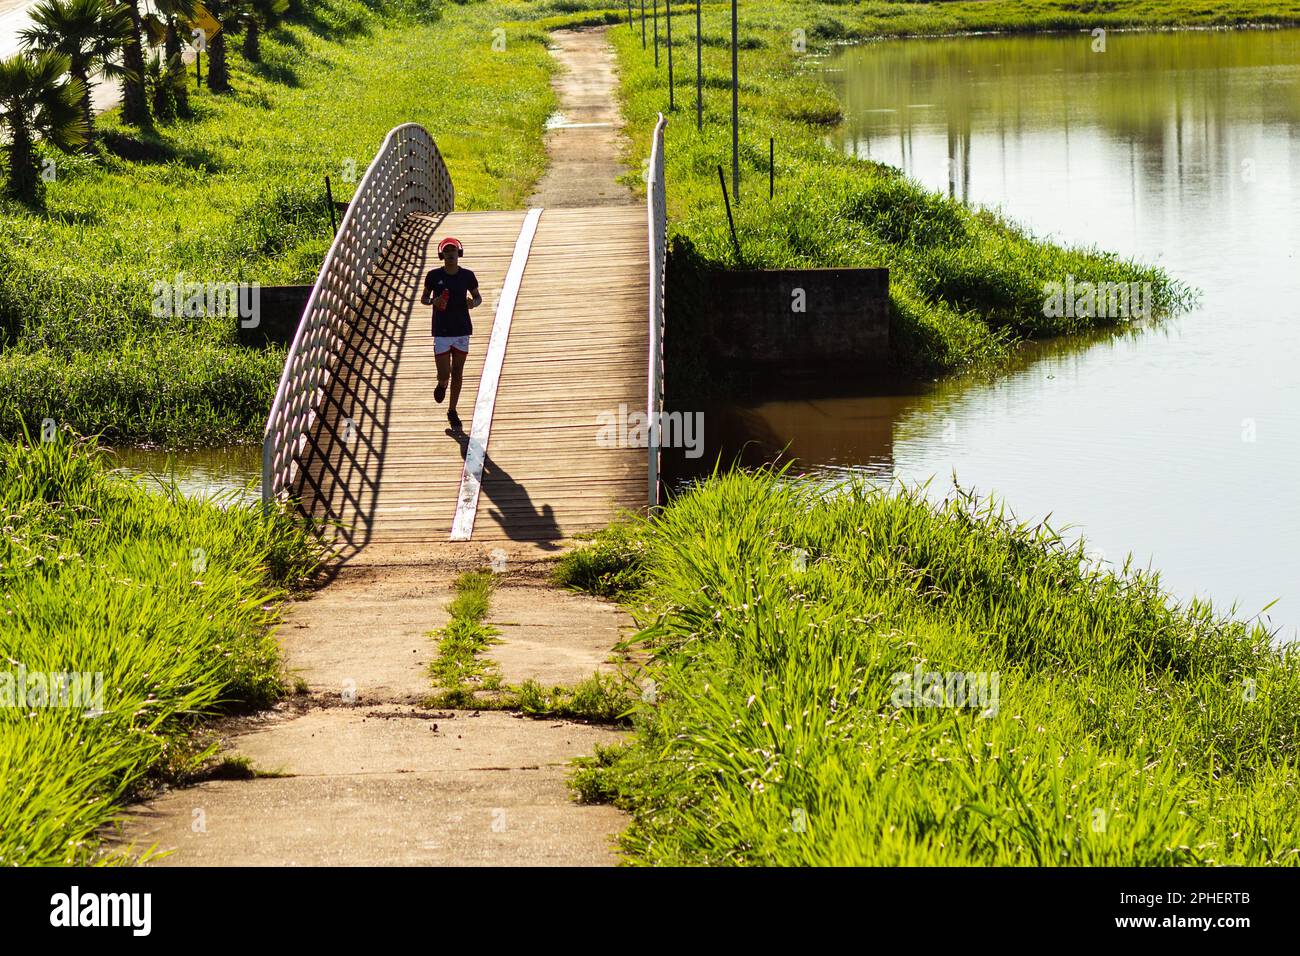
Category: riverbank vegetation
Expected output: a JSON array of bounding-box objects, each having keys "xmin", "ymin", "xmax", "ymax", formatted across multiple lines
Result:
[
  {"xmin": 0, "ymin": 0, "xmax": 558, "ymax": 445},
  {"xmin": 0, "ymin": 430, "xmax": 319, "ymax": 864},
  {"xmin": 557, "ymin": 469, "xmax": 1300, "ymax": 865},
  {"xmin": 603, "ymin": 0, "xmax": 1300, "ymax": 380}
]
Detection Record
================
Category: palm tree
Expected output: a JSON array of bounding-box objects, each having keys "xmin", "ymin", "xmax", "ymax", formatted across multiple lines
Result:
[
  {"xmin": 18, "ymin": 0, "xmax": 134, "ymax": 138},
  {"xmin": 141, "ymin": 1, "xmax": 197, "ymax": 116},
  {"xmin": 0, "ymin": 52, "xmax": 89, "ymax": 204},
  {"xmin": 143, "ymin": 47, "xmax": 184, "ymax": 121},
  {"xmin": 115, "ymin": 0, "xmax": 151, "ymax": 126},
  {"xmin": 141, "ymin": 0, "xmax": 200, "ymax": 63},
  {"xmin": 204, "ymin": 0, "xmax": 232, "ymax": 92},
  {"xmin": 235, "ymin": 0, "xmax": 286, "ymax": 62}
]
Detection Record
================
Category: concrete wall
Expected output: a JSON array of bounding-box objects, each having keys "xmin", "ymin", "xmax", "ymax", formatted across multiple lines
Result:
[
  {"xmin": 698, "ymin": 268, "xmax": 889, "ymax": 369},
  {"xmin": 235, "ymin": 285, "xmax": 312, "ymax": 347}
]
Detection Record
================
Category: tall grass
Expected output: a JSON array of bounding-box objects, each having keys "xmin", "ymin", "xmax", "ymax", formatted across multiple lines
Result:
[
  {"xmin": 0, "ymin": 429, "xmax": 320, "ymax": 864},
  {"xmin": 557, "ymin": 469, "xmax": 1300, "ymax": 865}
]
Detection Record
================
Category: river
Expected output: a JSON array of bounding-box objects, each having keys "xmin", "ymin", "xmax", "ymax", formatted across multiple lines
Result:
[{"xmin": 684, "ymin": 27, "xmax": 1300, "ymax": 638}]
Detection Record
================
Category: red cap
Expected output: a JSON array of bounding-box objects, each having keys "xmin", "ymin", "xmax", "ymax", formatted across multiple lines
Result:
[{"xmin": 438, "ymin": 237, "xmax": 463, "ymax": 257}]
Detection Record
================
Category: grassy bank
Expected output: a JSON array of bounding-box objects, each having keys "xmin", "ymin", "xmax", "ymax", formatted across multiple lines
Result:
[
  {"xmin": 601, "ymin": 0, "xmax": 1300, "ymax": 382},
  {"xmin": 557, "ymin": 470, "xmax": 1300, "ymax": 865},
  {"xmin": 0, "ymin": 0, "xmax": 560, "ymax": 445},
  {"xmin": 0, "ymin": 430, "xmax": 319, "ymax": 864}
]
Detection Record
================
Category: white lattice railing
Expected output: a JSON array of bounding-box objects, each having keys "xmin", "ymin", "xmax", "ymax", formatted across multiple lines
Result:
[
  {"xmin": 646, "ymin": 112, "xmax": 667, "ymax": 508},
  {"xmin": 262, "ymin": 124, "xmax": 454, "ymax": 505}
]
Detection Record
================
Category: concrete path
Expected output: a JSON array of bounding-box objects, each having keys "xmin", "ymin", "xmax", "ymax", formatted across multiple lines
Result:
[
  {"xmin": 109, "ymin": 24, "xmax": 642, "ymax": 869},
  {"xmin": 528, "ymin": 26, "xmax": 637, "ymax": 207},
  {"xmin": 113, "ymin": 559, "xmax": 634, "ymax": 866}
]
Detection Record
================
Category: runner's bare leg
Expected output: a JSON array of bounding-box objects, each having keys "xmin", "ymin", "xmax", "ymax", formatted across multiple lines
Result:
[
  {"xmin": 449, "ymin": 349, "xmax": 467, "ymax": 413},
  {"xmin": 435, "ymin": 350, "xmax": 451, "ymax": 395}
]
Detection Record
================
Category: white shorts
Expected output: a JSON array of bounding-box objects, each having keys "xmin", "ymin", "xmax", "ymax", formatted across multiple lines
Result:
[{"xmin": 434, "ymin": 335, "xmax": 470, "ymax": 355}]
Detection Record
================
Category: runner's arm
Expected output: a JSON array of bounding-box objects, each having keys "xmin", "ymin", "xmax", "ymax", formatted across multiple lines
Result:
[{"xmin": 420, "ymin": 271, "xmax": 434, "ymax": 305}]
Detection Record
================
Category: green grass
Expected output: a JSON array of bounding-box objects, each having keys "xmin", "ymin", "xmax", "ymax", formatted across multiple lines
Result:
[
  {"xmin": 515, "ymin": 672, "xmax": 637, "ymax": 723},
  {"xmin": 556, "ymin": 469, "xmax": 1300, "ymax": 865},
  {"xmin": 0, "ymin": 0, "xmax": 561, "ymax": 446},
  {"xmin": 426, "ymin": 570, "xmax": 505, "ymax": 707},
  {"xmin": 0, "ymin": 428, "xmax": 320, "ymax": 865},
  {"xmin": 424, "ymin": 565, "xmax": 637, "ymax": 720}
]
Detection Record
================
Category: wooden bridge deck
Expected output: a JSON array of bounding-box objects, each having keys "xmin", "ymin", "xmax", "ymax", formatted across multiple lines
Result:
[{"xmin": 295, "ymin": 206, "xmax": 649, "ymax": 555}]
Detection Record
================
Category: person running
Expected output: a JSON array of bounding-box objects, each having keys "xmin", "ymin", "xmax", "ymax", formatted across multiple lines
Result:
[{"xmin": 421, "ymin": 236, "xmax": 482, "ymax": 430}]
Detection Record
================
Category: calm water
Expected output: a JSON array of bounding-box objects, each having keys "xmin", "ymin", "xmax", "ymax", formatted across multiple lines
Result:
[
  {"xmin": 110, "ymin": 446, "xmax": 261, "ymax": 504},
  {"xmin": 696, "ymin": 29, "xmax": 1300, "ymax": 636}
]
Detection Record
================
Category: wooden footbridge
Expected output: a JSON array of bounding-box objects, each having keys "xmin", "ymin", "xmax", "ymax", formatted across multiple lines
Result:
[{"xmin": 262, "ymin": 119, "xmax": 667, "ymax": 555}]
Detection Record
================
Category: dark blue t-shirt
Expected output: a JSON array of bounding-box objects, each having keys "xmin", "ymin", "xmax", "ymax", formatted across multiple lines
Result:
[{"xmin": 424, "ymin": 267, "xmax": 478, "ymax": 337}]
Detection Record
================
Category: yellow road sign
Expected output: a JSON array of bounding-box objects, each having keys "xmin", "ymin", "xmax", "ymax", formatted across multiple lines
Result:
[{"xmin": 190, "ymin": 5, "xmax": 222, "ymax": 42}]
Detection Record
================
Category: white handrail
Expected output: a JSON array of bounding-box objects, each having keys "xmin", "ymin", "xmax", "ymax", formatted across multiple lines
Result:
[
  {"xmin": 262, "ymin": 123, "xmax": 454, "ymax": 504},
  {"xmin": 646, "ymin": 112, "xmax": 667, "ymax": 509}
]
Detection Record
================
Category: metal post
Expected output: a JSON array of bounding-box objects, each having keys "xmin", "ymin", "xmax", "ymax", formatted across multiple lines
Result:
[
  {"xmin": 717, "ymin": 165, "xmax": 742, "ymax": 264},
  {"xmin": 696, "ymin": 0, "xmax": 702, "ymax": 131},
  {"xmin": 653, "ymin": 0, "xmax": 659, "ymax": 68},
  {"xmin": 666, "ymin": 0, "xmax": 674, "ymax": 110},
  {"xmin": 731, "ymin": 0, "xmax": 739, "ymax": 205},
  {"xmin": 641, "ymin": 0, "xmax": 646, "ymax": 48},
  {"xmin": 769, "ymin": 137, "xmax": 774, "ymax": 199},
  {"xmin": 627, "ymin": 0, "xmax": 632, "ymax": 29},
  {"xmin": 326, "ymin": 175, "xmax": 338, "ymax": 235}
]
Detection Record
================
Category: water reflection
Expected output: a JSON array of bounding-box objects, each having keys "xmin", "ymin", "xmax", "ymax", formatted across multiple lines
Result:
[
  {"xmin": 109, "ymin": 446, "xmax": 261, "ymax": 504},
  {"xmin": 680, "ymin": 29, "xmax": 1300, "ymax": 637}
]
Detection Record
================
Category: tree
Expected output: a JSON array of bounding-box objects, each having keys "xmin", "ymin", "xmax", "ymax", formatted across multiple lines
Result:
[
  {"xmin": 144, "ymin": 48, "xmax": 185, "ymax": 122},
  {"xmin": 18, "ymin": 0, "xmax": 134, "ymax": 138},
  {"xmin": 141, "ymin": 1, "xmax": 197, "ymax": 116},
  {"xmin": 115, "ymin": 0, "xmax": 151, "ymax": 126},
  {"xmin": 0, "ymin": 51, "xmax": 88, "ymax": 204},
  {"xmin": 141, "ymin": 0, "xmax": 200, "ymax": 63},
  {"xmin": 235, "ymin": 0, "xmax": 287, "ymax": 62},
  {"xmin": 205, "ymin": 0, "xmax": 232, "ymax": 92}
]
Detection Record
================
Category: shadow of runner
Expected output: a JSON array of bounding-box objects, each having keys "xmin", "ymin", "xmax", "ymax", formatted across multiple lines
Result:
[{"xmin": 446, "ymin": 426, "xmax": 562, "ymax": 548}]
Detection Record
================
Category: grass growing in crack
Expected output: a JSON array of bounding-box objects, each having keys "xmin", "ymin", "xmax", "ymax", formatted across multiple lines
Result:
[
  {"xmin": 426, "ymin": 571, "xmax": 504, "ymax": 708},
  {"xmin": 424, "ymin": 569, "xmax": 637, "ymax": 722},
  {"xmin": 515, "ymin": 673, "xmax": 637, "ymax": 725},
  {"xmin": 556, "ymin": 467, "xmax": 1300, "ymax": 866},
  {"xmin": 199, "ymin": 754, "xmax": 291, "ymax": 781}
]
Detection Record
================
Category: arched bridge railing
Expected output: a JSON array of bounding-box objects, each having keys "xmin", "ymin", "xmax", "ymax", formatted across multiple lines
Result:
[
  {"xmin": 262, "ymin": 123, "xmax": 454, "ymax": 504},
  {"xmin": 646, "ymin": 112, "xmax": 667, "ymax": 508}
]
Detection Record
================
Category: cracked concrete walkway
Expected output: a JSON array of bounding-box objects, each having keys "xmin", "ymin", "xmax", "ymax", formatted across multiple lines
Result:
[{"xmin": 114, "ymin": 561, "xmax": 634, "ymax": 866}]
